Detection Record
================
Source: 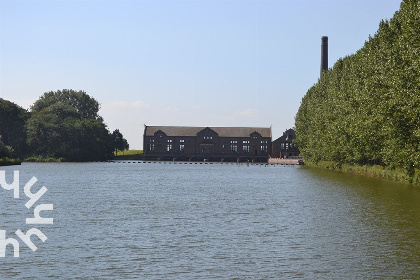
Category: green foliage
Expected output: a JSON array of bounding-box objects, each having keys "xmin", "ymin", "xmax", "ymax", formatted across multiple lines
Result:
[
  {"xmin": 112, "ymin": 129, "xmax": 129, "ymax": 153},
  {"xmin": 0, "ymin": 98, "xmax": 29, "ymax": 157},
  {"xmin": 0, "ymin": 138, "xmax": 13, "ymax": 158},
  {"xmin": 1, "ymin": 90, "xmax": 127, "ymax": 162},
  {"xmin": 31, "ymin": 89, "xmax": 100, "ymax": 119},
  {"xmin": 27, "ymin": 90, "xmax": 115, "ymax": 161},
  {"xmin": 295, "ymin": 0, "xmax": 420, "ymax": 182},
  {"xmin": 0, "ymin": 157, "xmax": 21, "ymax": 166},
  {"xmin": 24, "ymin": 156, "xmax": 64, "ymax": 162}
]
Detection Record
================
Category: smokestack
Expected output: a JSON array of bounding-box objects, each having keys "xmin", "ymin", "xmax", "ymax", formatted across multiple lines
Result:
[{"xmin": 320, "ymin": 36, "xmax": 328, "ymax": 78}]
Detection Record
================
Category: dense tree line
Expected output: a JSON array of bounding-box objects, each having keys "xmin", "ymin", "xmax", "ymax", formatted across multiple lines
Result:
[
  {"xmin": 0, "ymin": 98, "xmax": 28, "ymax": 158},
  {"xmin": 0, "ymin": 90, "xmax": 129, "ymax": 161},
  {"xmin": 295, "ymin": 0, "xmax": 419, "ymax": 179}
]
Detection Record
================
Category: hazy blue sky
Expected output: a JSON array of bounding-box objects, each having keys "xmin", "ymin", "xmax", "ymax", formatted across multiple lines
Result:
[{"xmin": 1, "ymin": 0, "xmax": 402, "ymax": 149}]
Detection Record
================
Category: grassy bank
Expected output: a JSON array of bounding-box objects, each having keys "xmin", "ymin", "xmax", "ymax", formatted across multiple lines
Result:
[
  {"xmin": 21, "ymin": 151, "xmax": 145, "ymax": 162},
  {"xmin": 0, "ymin": 157, "xmax": 22, "ymax": 166},
  {"xmin": 305, "ymin": 160, "xmax": 420, "ymax": 185},
  {"xmin": 24, "ymin": 156, "xmax": 65, "ymax": 162},
  {"xmin": 114, "ymin": 150, "xmax": 144, "ymax": 160}
]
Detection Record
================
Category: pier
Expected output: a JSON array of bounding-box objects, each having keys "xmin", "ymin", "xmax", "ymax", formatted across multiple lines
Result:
[{"xmin": 267, "ymin": 158, "xmax": 303, "ymax": 165}]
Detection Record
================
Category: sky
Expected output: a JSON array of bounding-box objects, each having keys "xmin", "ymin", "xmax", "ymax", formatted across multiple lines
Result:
[{"xmin": 0, "ymin": 0, "xmax": 402, "ymax": 149}]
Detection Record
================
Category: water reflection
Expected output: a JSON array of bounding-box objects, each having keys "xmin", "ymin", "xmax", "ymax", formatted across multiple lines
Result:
[{"xmin": 301, "ymin": 167, "xmax": 420, "ymax": 278}]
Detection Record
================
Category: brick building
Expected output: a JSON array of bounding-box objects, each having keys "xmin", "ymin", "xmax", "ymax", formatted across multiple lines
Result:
[
  {"xmin": 143, "ymin": 126, "xmax": 272, "ymax": 162},
  {"xmin": 271, "ymin": 128, "xmax": 300, "ymax": 158}
]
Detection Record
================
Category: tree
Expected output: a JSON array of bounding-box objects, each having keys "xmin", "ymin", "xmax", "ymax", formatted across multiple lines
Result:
[
  {"xmin": 0, "ymin": 137, "xmax": 13, "ymax": 158},
  {"xmin": 0, "ymin": 98, "xmax": 29, "ymax": 157},
  {"xmin": 31, "ymin": 89, "xmax": 100, "ymax": 120},
  {"xmin": 112, "ymin": 129, "xmax": 129, "ymax": 154},
  {"xmin": 78, "ymin": 119, "xmax": 114, "ymax": 161},
  {"xmin": 27, "ymin": 90, "xmax": 116, "ymax": 161},
  {"xmin": 26, "ymin": 105, "xmax": 82, "ymax": 159},
  {"xmin": 295, "ymin": 0, "xmax": 419, "ymax": 180}
]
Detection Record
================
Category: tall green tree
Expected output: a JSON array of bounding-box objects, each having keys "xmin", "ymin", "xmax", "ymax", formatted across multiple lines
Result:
[
  {"xmin": 31, "ymin": 89, "xmax": 100, "ymax": 119},
  {"xmin": 27, "ymin": 90, "xmax": 115, "ymax": 161},
  {"xmin": 295, "ymin": 0, "xmax": 420, "ymax": 180}
]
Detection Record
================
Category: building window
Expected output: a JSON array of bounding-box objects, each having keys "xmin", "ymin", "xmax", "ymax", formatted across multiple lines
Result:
[
  {"xmin": 261, "ymin": 145, "xmax": 267, "ymax": 152},
  {"xmin": 204, "ymin": 135, "xmax": 213, "ymax": 140},
  {"xmin": 167, "ymin": 139, "xmax": 172, "ymax": 143},
  {"xmin": 166, "ymin": 144, "xmax": 172, "ymax": 152},
  {"xmin": 149, "ymin": 144, "xmax": 154, "ymax": 151},
  {"xmin": 231, "ymin": 140, "xmax": 237, "ymax": 144},
  {"xmin": 231, "ymin": 145, "xmax": 237, "ymax": 152},
  {"xmin": 179, "ymin": 144, "xmax": 185, "ymax": 152},
  {"xmin": 261, "ymin": 140, "xmax": 268, "ymax": 144},
  {"xmin": 281, "ymin": 143, "xmax": 285, "ymax": 149},
  {"xmin": 243, "ymin": 140, "xmax": 249, "ymax": 144},
  {"xmin": 149, "ymin": 139, "xmax": 154, "ymax": 143},
  {"xmin": 243, "ymin": 145, "xmax": 249, "ymax": 152},
  {"xmin": 180, "ymin": 139, "xmax": 184, "ymax": 143}
]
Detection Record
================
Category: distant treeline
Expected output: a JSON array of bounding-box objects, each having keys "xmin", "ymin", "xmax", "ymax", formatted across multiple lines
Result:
[
  {"xmin": 295, "ymin": 0, "xmax": 419, "ymax": 179},
  {"xmin": 0, "ymin": 90, "xmax": 128, "ymax": 162}
]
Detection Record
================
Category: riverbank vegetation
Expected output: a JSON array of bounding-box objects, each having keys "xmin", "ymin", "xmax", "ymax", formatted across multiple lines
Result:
[
  {"xmin": 295, "ymin": 0, "xmax": 420, "ymax": 184},
  {"xmin": 0, "ymin": 143, "xmax": 21, "ymax": 166},
  {"xmin": 0, "ymin": 142, "xmax": 22, "ymax": 165},
  {"xmin": 0, "ymin": 158, "xmax": 21, "ymax": 166},
  {"xmin": 0, "ymin": 90, "xmax": 129, "ymax": 162},
  {"xmin": 0, "ymin": 144, "xmax": 21, "ymax": 166},
  {"xmin": 304, "ymin": 161, "xmax": 420, "ymax": 185}
]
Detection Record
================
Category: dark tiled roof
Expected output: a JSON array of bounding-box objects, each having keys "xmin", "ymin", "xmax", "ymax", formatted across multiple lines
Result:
[
  {"xmin": 273, "ymin": 128, "xmax": 296, "ymax": 142},
  {"xmin": 144, "ymin": 126, "xmax": 272, "ymax": 138}
]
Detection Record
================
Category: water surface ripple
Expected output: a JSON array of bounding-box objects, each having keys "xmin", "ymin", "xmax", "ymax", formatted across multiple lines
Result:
[{"xmin": 1, "ymin": 162, "xmax": 419, "ymax": 279}]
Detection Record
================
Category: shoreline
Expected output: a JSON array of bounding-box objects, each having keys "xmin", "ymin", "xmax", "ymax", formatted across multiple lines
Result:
[
  {"xmin": 305, "ymin": 161, "xmax": 420, "ymax": 185},
  {"xmin": 0, "ymin": 158, "xmax": 22, "ymax": 166}
]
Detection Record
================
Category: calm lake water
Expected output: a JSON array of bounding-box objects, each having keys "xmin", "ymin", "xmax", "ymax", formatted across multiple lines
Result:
[{"xmin": 1, "ymin": 162, "xmax": 420, "ymax": 279}]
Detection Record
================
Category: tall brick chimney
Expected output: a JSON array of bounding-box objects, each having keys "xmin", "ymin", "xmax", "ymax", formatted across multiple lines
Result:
[{"xmin": 320, "ymin": 36, "xmax": 328, "ymax": 78}]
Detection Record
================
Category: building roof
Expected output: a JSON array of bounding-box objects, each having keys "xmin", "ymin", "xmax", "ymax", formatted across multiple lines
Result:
[
  {"xmin": 273, "ymin": 128, "xmax": 296, "ymax": 143},
  {"xmin": 144, "ymin": 126, "xmax": 272, "ymax": 138}
]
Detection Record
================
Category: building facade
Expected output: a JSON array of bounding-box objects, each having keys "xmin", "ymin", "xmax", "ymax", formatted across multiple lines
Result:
[
  {"xmin": 271, "ymin": 128, "xmax": 300, "ymax": 158},
  {"xmin": 143, "ymin": 126, "xmax": 272, "ymax": 162}
]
